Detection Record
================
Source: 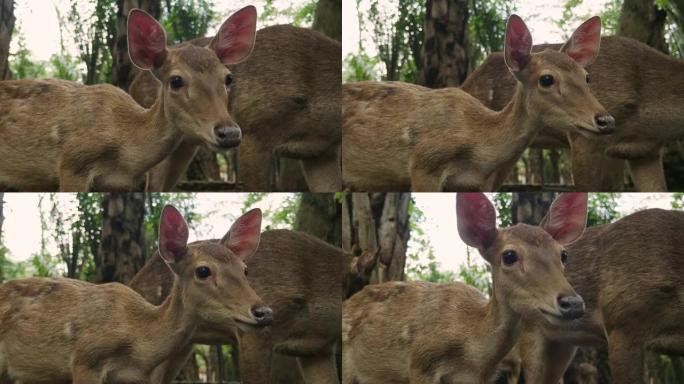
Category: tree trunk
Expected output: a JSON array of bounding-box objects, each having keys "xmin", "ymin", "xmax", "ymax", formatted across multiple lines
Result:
[
  {"xmin": 294, "ymin": 193, "xmax": 342, "ymax": 247},
  {"xmin": 313, "ymin": 0, "xmax": 341, "ymax": 41},
  {"xmin": 95, "ymin": 193, "xmax": 146, "ymax": 284},
  {"xmin": 342, "ymin": 193, "xmax": 411, "ymax": 292},
  {"xmin": 617, "ymin": 0, "xmax": 668, "ymax": 53},
  {"xmin": 418, "ymin": 0, "xmax": 469, "ymax": 88},
  {"xmin": 511, "ymin": 193, "xmax": 554, "ymax": 225},
  {"xmin": 111, "ymin": 0, "xmax": 161, "ymax": 89},
  {"xmin": 0, "ymin": 0, "xmax": 15, "ymax": 80},
  {"xmin": 0, "ymin": 192, "xmax": 4, "ymax": 242}
]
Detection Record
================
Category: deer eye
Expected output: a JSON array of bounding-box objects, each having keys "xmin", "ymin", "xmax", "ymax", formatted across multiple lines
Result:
[
  {"xmin": 502, "ymin": 250, "xmax": 518, "ymax": 266},
  {"xmin": 169, "ymin": 75, "xmax": 184, "ymax": 90},
  {"xmin": 561, "ymin": 250, "xmax": 569, "ymax": 264},
  {"xmin": 225, "ymin": 74, "xmax": 233, "ymax": 87},
  {"xmin": 539, "ymin": 74, "xmax": 554, "ymax": 87},
  {"xmin": 586, "ymin": 74, "xmax": 591, "ymax": 83},
  {"xmin": 244, "ymin": 267, "xmax": 249, "ymax": 277},
  {"xmin": 195, "ymin": 266, "xmax": 211, "ymax": 279}
]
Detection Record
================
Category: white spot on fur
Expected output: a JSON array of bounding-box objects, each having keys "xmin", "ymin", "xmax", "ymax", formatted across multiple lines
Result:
[
  {"xmin": 401, "ymin": 127, "xmax": 411, "ymax": 144},
  {"xmin": 64, "ymin": 322, "xmax": 73, "ymax": 339},
  {"xmin": 50, "ymin": 126, "xmax": 60, "ymax": 142},
  {"xmin": 400, "ymin": 325, "xmax": 412, "ymax": 342}
]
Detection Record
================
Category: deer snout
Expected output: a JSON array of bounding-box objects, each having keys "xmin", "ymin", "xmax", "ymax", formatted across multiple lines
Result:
[
  {"xmin": 213, "ymin": 124, "xmax": 242, "ymax": 149},
  {"xmin": 594, "ymin": 113, "xmax": 615, "ymax": 134},
  {"xmin": 251, "ymin": 305, "xmax": 273, "ymax": 326},
  {"xmin": 556, "ymin": 294, "xmax": 585, "ymax": 319}
]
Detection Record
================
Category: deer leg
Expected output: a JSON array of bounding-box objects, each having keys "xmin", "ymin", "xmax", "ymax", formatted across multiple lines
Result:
[
  {"xmin": 297, "ymin": 352, "xmax": 339, "ymax": 384},
  {"xmin": 238, "ymin": 135, "xmax": 274, "ymax": 191},
  {"xmin": 628, "ymin": 152, "xmax": 667, "ymax": 192},
  {"xmin": 607, "ymin": 330, "xmax": 645, "ymax": 383},
  {"xmin": 72, "ymin": 365, "xmax": 100, "ymax": 384},
  {"xmin": 569, "ymin": 134, "xmax": 624, "ymax": 191},
  {"xmin": 300, "ymin": 149, "xmax": 341, "ymax": 192},
  {"xmin": 410, "ymin": 167, "xmax": 443, "ymax": 192},
  {"xmin": 239, "ymin": 331, "xmax": 274, "ymax": 384}
]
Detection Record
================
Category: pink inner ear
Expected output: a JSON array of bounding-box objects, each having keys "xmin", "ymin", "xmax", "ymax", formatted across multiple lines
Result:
[
  {"xmin": 128, "ymin": 10, "xmax": 167, "ymax": 70},
  {"xmin": 505, "ymin": 15, "xmax": 532, "ymax": 72},
  {"xmin": 562, "ymin": 17, "xmax": 601, "ymax": 67},
  {"xmin": 212, "ymin": 6, "xmax": 257, "ymax": 65},
  {"xmin": 456, "ymin": 193, "xmax": 497, "ymax": 249},
  {"xmin": 223, "ymin": 208, "xmax": 262, "ymax": 261},
  {"xmin": 543, "ymin": 193, "xmax": 588, "ymax": 245},
  {"xmin": 159, "ymin": 206, "xmax": 189, "ymax": 263}
]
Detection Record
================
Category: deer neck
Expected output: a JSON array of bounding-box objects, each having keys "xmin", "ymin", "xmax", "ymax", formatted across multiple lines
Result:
[
  {"xmin": 128, "ymin": 86, "xmax": 184, "ymax": 174},
  {"xmin": 142, "ymin": 277, "xmax": 197, "ymax": 369},
  {"xmin": 486, "ymin": 84, "xmax": 541, "ymax": 170},
  {"xmin": 477, "ymin": 285, "xmax": 522, "ymax": 377}
]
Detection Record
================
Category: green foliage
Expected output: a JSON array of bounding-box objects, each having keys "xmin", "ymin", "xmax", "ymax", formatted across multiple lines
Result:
[
  {"xmin": 467, "ymin": 0, "xmax": 516, "ymax": 66},
  {"xmin": 242, "ymin": 193, "xmax": 300, "ymax": 230},
  {"xmin": 9, "ymin": 27, "xmax": 48, "ymax": 79},
  {"xmin": 366, "ymin": 0, "xmax": 424, "ymax": 82},
  {"xmin": 406, "ymin": 197, "xmax": 455, "ymax": 283},
  {"xmin": 672, "ymin": 193, "xmax": 684, "ymax": 209},
  {"xmin": 587, "ymin": 193, "xmax": 620, "ymax": 226},
  {"xmin": 343, "ymin": 52, "xmax": 381, "ymax": 82},
  {"xmin": 493, "ymin": 193, "xmax": 512, "ymax": 227},
  {"xmin": 67, "ymin": 0, "xmax": 117, "ymax": 84},
  {"xmin": 162, "ymin": 0, "xmax": 215, "ymax": 43},
  {"xmin": 457, "ymin": 247, "xmax": 492, "ymax": 295},
  {"xmin": 260, "ymin": 0, "xmax": 316, "ymax": 27}
]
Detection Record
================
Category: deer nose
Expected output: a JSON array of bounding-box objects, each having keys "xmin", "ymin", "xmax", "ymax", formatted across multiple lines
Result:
[
  {"xmin": 557, "ymin": 294, "xmax": 585, "ymax": 319},
  {"xmin": 213, "ymin": 124, "xmax": 241, "ymax": 148},
  {"xmin": 594, "ymin": 113, "xmax": 615, "ymax": 134},
  {"xmin": 251, "ymin": 305, "xmax": 273, "ymax": 326}
]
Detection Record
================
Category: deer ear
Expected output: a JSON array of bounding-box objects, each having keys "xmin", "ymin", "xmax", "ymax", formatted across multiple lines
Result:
[
  {"xmin": 456, "ymin": 193, "xmax": 498, "ymax": 250},
  {"xmin": 210, "ymin": 5, "xmax": 257, "ymax": 65},
  {"xmin": 541, "ymin": 193, "xmax": 588, "ymax": 245},
  {"xmin": 504, "ymin": 14, "xmax": 533, "ymax": 74},
  {"xmin": 159, "ymin": 205, "xmax": 189, "ymax": 265},
  {"xmin": 560, "ymin": 16, "xmax": 601, "ymax": 67},
  {"xmin": 220, "ymin": 208, "xmax": 262, "ymax": 261},
  {"xmin": 128, "ymin": 9, "xmax": 167, "ymax": 70}
]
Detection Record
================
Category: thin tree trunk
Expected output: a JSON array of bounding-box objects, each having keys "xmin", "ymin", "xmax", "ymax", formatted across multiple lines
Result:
[
  {"xmin": 95, "ymin": 193, "xmax": 146, "ymax": 284},
  {"xmin": 294, "ymin": 193, "xmax": 342, "ymax": 247},
  {"xmin": 617, "ymin": 0, "xmax": 668, "ymax": 53},
  {"xmin": 418, "ymin": 0, "xmax": 469, "ymax": 88},
  {"xmin": 0, "ymin": 0, "xmax": 15, "ymax": 80},
  {"xmin": 0, "ymin": 192, "xmax": 4, "ymax": 242},
  {"xmin": 341, "ymin": 193, "xmax": 410, "ymax": 290},
  {"xmin": 111, "ymin": 0, "xmax": 161, "ymax": 89},
  {"xmin": 313, "ymin": 0, "xmax": 341, "ymax": 41}
]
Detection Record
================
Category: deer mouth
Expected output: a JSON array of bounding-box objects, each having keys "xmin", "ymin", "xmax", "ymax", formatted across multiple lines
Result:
[
  {"xmin": 539, "ymin": 308, "xmax": 584, "ymax": 326},
  {"xmin": 233, "ymin": 318, "xmax": 269, "ymax": 332}
]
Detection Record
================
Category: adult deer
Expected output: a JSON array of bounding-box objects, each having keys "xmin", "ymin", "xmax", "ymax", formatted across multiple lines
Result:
[
  {"xmin": 0, "ymin": 7, "xmax": 256, "ymax": 191},
  {"xmin": 130, "ymin": 25, "xmax": 341, "ymax": 192},
  {"xmin": 129, "ymin": 229, "xmax": 343, "ymax": 384},
  {"xmin": 0, "ymin": 206, "xmax": 269, "ymax": 383},
  {"xmin": 342, "ymin": 192, "xmax": 588, "ymax": 383},
  {"xmin": 462, "ymin": 36, "xmax": 684, "ymax": 191},
  {"xmin": 517, "ymin": 208, "xmax": 684, "ymax": 383},
  {"xmin": 342, "ymin": 15, "xmax": 614, "ymax": 191}
]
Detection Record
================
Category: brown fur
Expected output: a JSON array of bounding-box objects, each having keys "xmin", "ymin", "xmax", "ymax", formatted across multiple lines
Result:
[
  {"xmin": 462, "ymin": 36, "xmax": 684, "ymax": 191},
  {"xmin": 518, "ymin": 208, "xmax": 684, "ymax": 383},
  {"xmin": 342, "ymin": 222, "xmax": 582, "ymax": 383},
  {"xmin": 342, "ymin": 50, "xmax": 608, "ymax": 191},
  {"xmin": 0, "ymin": 35, "xmax": 237, "ymax": 192},
  {"xmin": 131, "ymin": 25, "xmax": 342, "ymax": 192},
  {"xmin": 128, "ymin": 229, "xmax": 343, "ymax": 384},
  {"xmin": 0, "ymin": 241, "xmax": 265, "ymax": 383}
]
